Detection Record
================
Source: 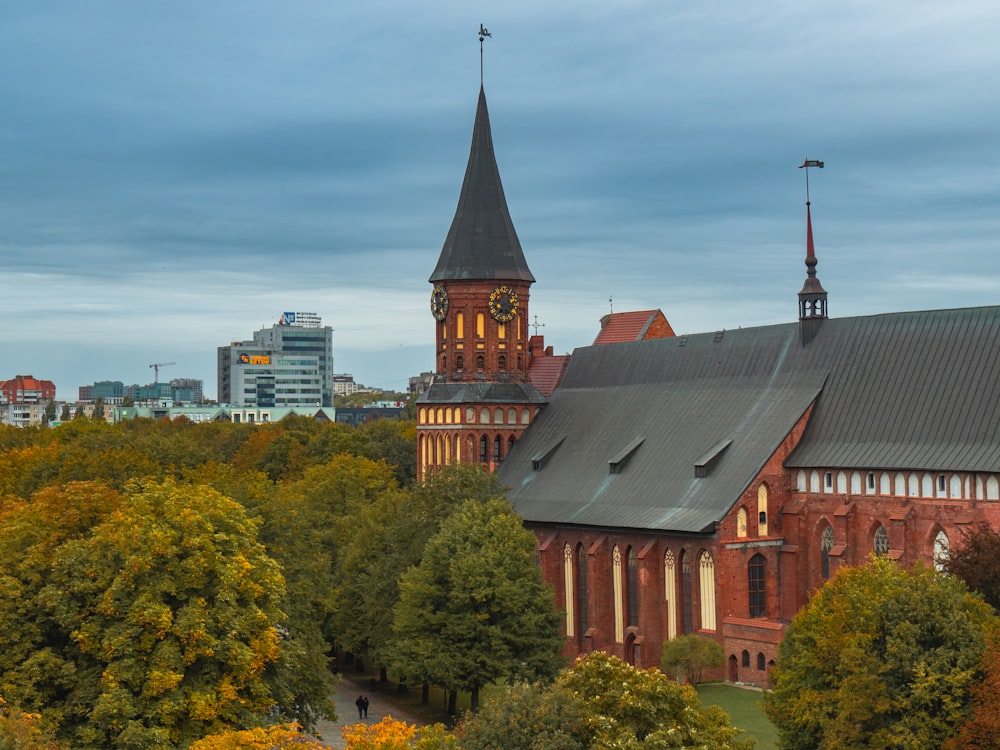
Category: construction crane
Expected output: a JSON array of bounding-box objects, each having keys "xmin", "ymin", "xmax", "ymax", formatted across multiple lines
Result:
[{"xmin": 149, "ymin": 362, "xmax": 176, "ymax": 383}]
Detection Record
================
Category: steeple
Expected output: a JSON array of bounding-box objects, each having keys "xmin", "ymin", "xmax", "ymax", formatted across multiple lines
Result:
[
  {"xmin": 798, "ymin": 200, "xmax": 828, "ymax": 344},
  {"xmin": 429, "ymin": 86, "xmax": 534, "ymax": 283},
  {"xmin": 797, "ymin": 160, "xmax": 827, "ymax": 345}
]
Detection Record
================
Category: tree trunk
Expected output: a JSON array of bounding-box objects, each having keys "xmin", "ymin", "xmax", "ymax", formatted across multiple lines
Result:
[
  {"xmin": 471, "ymin": 685, "xmax": 479, "ymax": 713},
  {"xmin": 447, "ymin": 690, "xmax": 457, "ymax": 716},
  {"xmin": 421, "ymin": 682, "xmax": 430, "ymax": 704}
]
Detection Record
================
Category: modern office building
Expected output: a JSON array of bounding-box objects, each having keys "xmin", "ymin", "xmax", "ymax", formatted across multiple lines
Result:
[{"xmin": 218, "ymin": 312, "xmax": 334, "ymax": 407}]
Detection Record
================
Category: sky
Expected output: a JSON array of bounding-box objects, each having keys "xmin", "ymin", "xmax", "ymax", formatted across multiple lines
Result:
[{"xmin": 2, "ymin": 1, "xmax": 999, "ymax": 401}]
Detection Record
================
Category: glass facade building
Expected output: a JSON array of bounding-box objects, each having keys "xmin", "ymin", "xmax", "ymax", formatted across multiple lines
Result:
[{"xmin": 217, "ymin": 313, "xmax": 334, "ymax": 407}]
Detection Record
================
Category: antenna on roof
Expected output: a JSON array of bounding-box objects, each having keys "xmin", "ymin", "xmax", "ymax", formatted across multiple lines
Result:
[{"xmin": 479, "ymin": 24, "xmax": 491, "ymax": 85}]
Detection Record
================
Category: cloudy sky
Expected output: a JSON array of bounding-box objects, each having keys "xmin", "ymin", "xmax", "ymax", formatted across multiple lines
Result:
[{"xmin": 2, "ymin": 1, "xmax": 998, "ymax": 400}]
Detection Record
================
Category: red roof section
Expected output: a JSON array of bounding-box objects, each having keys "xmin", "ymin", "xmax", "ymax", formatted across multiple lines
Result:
[
  {"xmin": 528, "ymin": 354, "xmax": 571, "ymax": 398},
  {"xmin": 0, "ymin": 375, "xmax": 56, "ymax": 402},
  {"xmin": 592, "ymin": 310, "xmax": 675, "ymax": 346}
]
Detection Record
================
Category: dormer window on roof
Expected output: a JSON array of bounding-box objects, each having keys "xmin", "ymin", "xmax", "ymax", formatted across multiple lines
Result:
[
  {"xmin": 694, "ymin": 438, "xmax": 732, "ymax": 478},
  {"xmin": 609, "ymin": 437, "xmax": 644, "ymax": 475}
]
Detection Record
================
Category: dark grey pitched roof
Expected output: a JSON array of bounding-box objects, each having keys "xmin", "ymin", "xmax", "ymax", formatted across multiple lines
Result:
[
  {"xmin": 417, "ymin": 381, "xmax": 547, "ymax": 405},
  {"xmin": 429, "ymin": 87, "xmax": 535, "ymax": 284},
  {"xmin": 786, "ymin": 306, "xmax": 1000, "ymax": 471},
  {"xmin": 499, "ymin": 306, "xmax": 1000, "ymax": 533}
]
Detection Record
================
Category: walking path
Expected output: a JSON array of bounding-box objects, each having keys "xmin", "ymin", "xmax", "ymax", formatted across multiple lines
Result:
[{"xmin": 309, "ymin": 674, "xmax": 426, "ymax": 749}]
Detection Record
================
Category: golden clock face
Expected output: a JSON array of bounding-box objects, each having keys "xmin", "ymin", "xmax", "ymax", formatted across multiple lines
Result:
[
  {"xmin": 430, "ymin": 285, "xmax": 449, "ymax": 321},
  {"xmin": 488, "ymin": 285, "xmax": 518, "ymax": 322}
]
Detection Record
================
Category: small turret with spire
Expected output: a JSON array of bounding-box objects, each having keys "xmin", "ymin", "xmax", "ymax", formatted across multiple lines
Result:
[{"xmin": 797, "ymin": 160, "xmax": 827, "ymax": 345}]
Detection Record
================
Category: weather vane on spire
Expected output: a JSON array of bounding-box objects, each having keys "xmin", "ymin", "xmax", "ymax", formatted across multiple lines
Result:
[
  {"xmin": 798, "ymin": 159, "xmax": 824, "ymax": 206},
  {"xmin": 479, "ymin": 23, "xmax": 491, "ymax": 85}
]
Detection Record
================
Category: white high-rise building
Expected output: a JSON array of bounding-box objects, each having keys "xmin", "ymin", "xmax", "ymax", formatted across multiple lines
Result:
[{"xmin": 218, "ymin": 312, "xmax": 334, "ymax": 407}]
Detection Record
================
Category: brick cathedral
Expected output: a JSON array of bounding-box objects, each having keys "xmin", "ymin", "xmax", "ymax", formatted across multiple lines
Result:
[{"xmin": 417, "ymin": 86, "xmax": 1000, "ymax": 685}]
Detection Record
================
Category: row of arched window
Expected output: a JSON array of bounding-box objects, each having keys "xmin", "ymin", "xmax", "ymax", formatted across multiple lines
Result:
[
  {"xmin": 817, "ymin": 523, "xmax": 950, "ymax": 580},
  {"xmin": 440, "ymin": 312, "xmax": 522, "ymax": 341},
  {"xmin": 561, "ymin": 543, "xmax": 726, "ymax": 652},
  {"xmin": 797, "ymin": 469, "xmax": 1000, "ymax": 501},
  {"xmin": 418, "ymin": 405, "xmax": 532, "ymax": 425},
  {"xmin": 439, "ymin": 353, "xmax": 523, "ymax": 372},
  {"xmin": 418, "ymin": 432, "xmax": 517, "ymax": 473}
]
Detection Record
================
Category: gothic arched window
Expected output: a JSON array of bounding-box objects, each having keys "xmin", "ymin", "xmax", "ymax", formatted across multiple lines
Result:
[
  {"xmin": 821, "ymin": 526, "xmax": 834, "ymax": 580},
  {"xmin": 627, "ymin": 547, "xmax": 639, "ymax": 628},
  {"xmin": 748, "ymin": 554, "xmax": 766, "ymax": 618},
  {"xmin": 874, "ymin": 525, "xmax": 889, "ymax": 556}
]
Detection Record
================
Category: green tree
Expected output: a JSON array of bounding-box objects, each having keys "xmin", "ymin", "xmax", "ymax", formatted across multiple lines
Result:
[
  {"xmin": 0, "ymin": 479, "xmax": 290, "ymax": 749},
  {"xmin": 944, "ymin": 626, "xmax": 1000, "ymax": 750},
  {"xmin": 557, "ymin": 651, "xmax": 753, "ymax": 749},
  {"xmin": 765, "ymin": 556, "xmax": 996, "ymax": 750},
  {"xmin": 59, "ymin": 404, "xmax": 70, "ymax": 422},
  {"xmin": 333, "ymin": 464, "xmax": 507, "ymax": 679},
  {"xmin": 943, "ymin": 522, "xmax": 1000, "ymax": 611},
  {"xmin": 390, "ymin": 497, "xmax": 564, "ymax": 712},
  {"xmin": 455, "ymin": 682, "xmax": 590, "ymax": 750},
  {"xmin": 661, "ymin": 634, "xmax": 725, "ymax": 685}
]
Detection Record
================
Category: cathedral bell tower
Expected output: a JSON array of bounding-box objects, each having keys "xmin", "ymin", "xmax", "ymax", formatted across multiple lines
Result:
[{"xmin": 416, "ymin": 86, "xmax": 547, "ymax": 480}]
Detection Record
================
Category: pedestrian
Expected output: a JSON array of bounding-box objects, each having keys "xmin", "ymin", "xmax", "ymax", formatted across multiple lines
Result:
[
  {"xmin": 355, "ymin": 695, "xmax": 365, "ymax": 720},
  {"xmin": 362, "ymin": 695, "xmax": 369, "ymax": 718}
]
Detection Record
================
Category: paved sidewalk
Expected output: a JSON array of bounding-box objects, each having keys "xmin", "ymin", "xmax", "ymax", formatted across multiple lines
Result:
[{"xmin": 309, "ymin": 674, "xmax": 426, "ymax": 749}]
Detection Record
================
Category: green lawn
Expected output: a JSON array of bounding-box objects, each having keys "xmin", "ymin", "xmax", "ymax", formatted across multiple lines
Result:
[{"xmin": 696, "ymin": 683, "xmax": 778, "ymax": 750}]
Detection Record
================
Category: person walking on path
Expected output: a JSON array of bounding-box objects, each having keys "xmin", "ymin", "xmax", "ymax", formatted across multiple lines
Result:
[
  {"xmin": 362, "ymin": 696, "xmax": 369, "ymax": 719},
  {"xmin": 355, "ymin": 695, "xmax": 365, "ymax": 720}
]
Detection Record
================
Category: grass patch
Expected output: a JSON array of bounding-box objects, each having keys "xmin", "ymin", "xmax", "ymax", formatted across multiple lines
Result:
[{"xmin": 696, "ymin": 683, "xmax": 778, "ymax": 750}]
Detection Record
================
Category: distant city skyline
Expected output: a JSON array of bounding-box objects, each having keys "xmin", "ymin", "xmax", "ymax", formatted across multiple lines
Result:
[{"xmin": 2, "ymin": 2, "xmax": 998, "ymax": 400}]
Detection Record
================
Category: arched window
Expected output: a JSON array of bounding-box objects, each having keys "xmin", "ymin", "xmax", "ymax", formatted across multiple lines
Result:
[
  {"xmin": 757, "ymin": 652, "xmax": 766, "ymax": 671},
  {"xmin": 742, "ymin": 650, "xmax": 750, "ymax": 668},
  {"xmin": 874, "ymin": 525, "xmax": 889, "ymax": 556},
  {"xmin": 748, "ymin": 554, "xmax": 766, "ymax": 618},
  {"xmin": 757, "ymin": 484, "xmax": 769, "ymax": 536},
  {"xmin": 821, "ymin": 525, "xmax": 834, "ymax": 580},
  {"xmin": 476, "ymin": 354, "xmax": 485, "ymax": 370},
  {"xmin": 493, "ymin": 435, "xmax": 502, "ymax": 463},
  {"xmin": 576, "ymin": 544, "xmax": 588, "ymax": 640},
  {"xmin": 699, "ymin": 551, "xmax": 717, "ymax": 631},
  {"xmin": 441, "ymin": 355, "xmax": 447, "ymax": 371},
  {"xmin": 680, "ymin": 551, "xmax": 693, "ymax": 635},
  {"xmin": 563, "ymin": 544, "xmax": 575, "ymax": 638},
  {"xmin": 612, "ymin": 545, "xmax": 624, "ymax": 643},
  {"xmin": 627, "ymin": 547, "xmax": 639, "ymax": 628},
  {"xmin": 476, "ymin": 313, "xmax": 485, "ymax": 338},
  {"xmin": 456, "ymin": 354, "xmax": 464, "ymax": 369},
  {"xmin": 498, "ymin": 354, "xmax": 507, "ymax": 369},
  {"xmin": 479, "ymin": 435, "xmax": 488, "ymax": 463},
  {"xmin": 664, "ymin": 550, "xmax": 677, "ymax": 640},
  {"xmin": 456, "ymin": 312, "xmax": 464, "ymax": 339},
  {"xmin": 737, "ymin": 508, "xmax": 748, "ymax": 538},
  {"xmin": 933, "ymin": 530, "xmax": 950, "ymax": 572}
]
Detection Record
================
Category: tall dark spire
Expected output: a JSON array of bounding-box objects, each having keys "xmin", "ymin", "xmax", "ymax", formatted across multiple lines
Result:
[
  {"xmin": 429, "ymin": 87, "xmax": 534, "ymax": 283},
  {"xmin": 797, "ymin": 160, "xmax": 827, "ymax": 345},
  {"xmin": 798, "ymin": 205, "xmax": 828, "ymax": 347}
]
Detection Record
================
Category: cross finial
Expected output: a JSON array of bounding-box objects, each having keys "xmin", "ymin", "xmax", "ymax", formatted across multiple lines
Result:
[
  {"xmin": 478, "ymin": 24, "xmax": 491, "ymax": 85},
  {"xmin": 609, "ymin": 295, "xmax": 614, "ymax": 315},
  {"xmin": 531, "ymin": 315, "xmax": 545, "ymax": 335}
]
